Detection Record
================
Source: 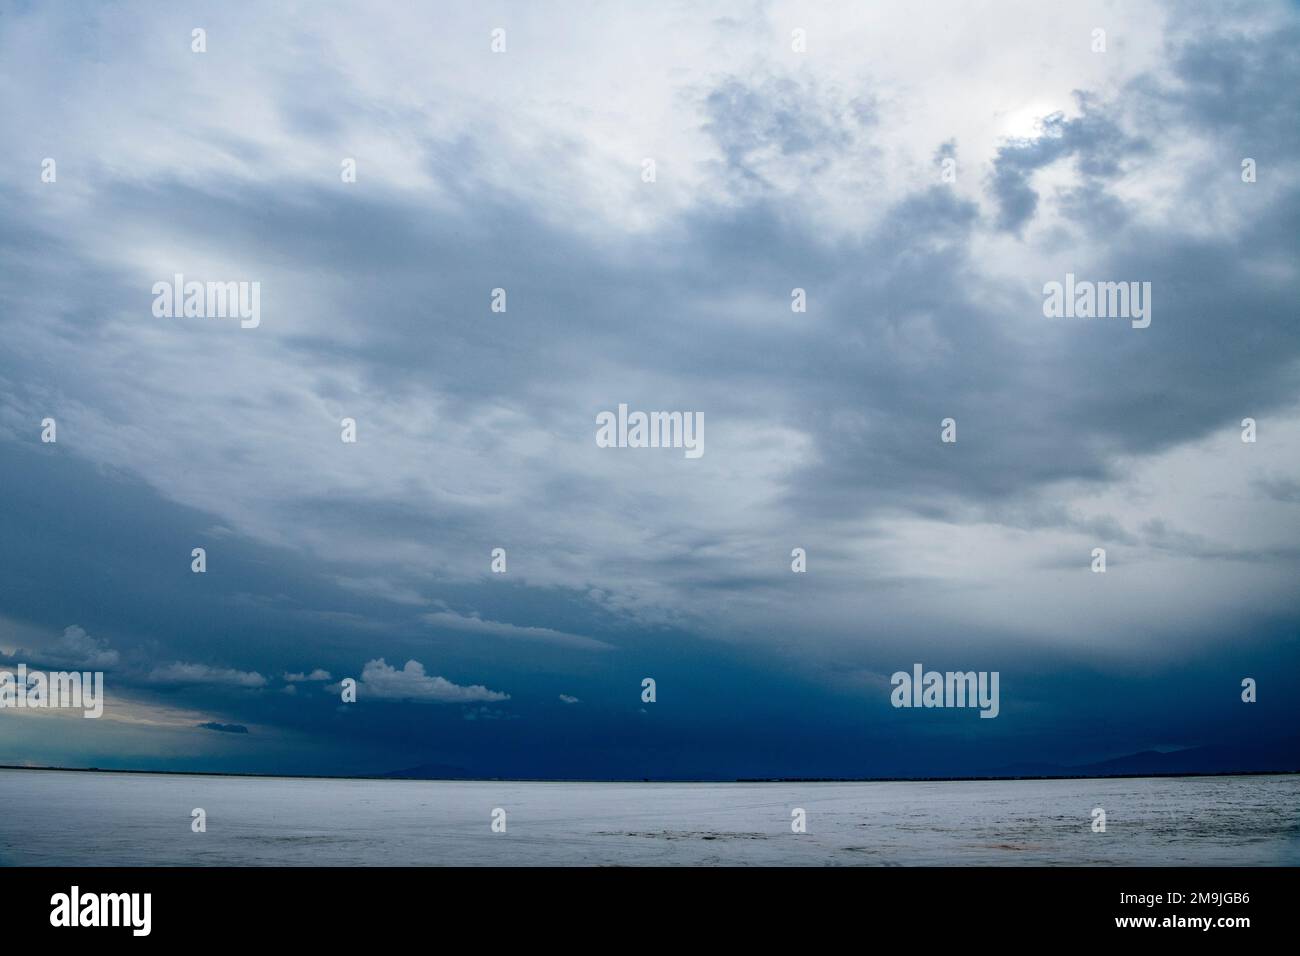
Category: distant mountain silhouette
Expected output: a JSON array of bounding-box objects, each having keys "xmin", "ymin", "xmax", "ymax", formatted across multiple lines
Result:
[
  {"xmin": 377, "ymin": 740, "xmax": 1300, "ymax": 782},
  {"xmin": 993, "ymin": 738, "xmax": 1300, "ymax": 779},
  {"xmin": 382, "ymin": 763, "xmax": 474, "ymax": 780}
]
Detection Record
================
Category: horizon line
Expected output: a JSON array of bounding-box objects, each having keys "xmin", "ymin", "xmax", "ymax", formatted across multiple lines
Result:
[{"xmin": 2, "ymin": 764, "xmax": 1297, "ymax": 786}]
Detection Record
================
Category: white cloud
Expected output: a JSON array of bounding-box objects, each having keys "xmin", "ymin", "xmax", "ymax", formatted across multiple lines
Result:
[{"xmin": 354, "ymin": 658, "xmax": 508, "ymax": 704}]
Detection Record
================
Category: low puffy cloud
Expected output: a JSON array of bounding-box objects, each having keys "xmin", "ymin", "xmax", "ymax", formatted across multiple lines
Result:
[
  {"xmin": 53, "ymin": 625, "xmax": 120, "ymax": 668},
  {"xmin": 353, "ymin": 658, "xmax": 509, "ymax": 704},
  {"xmin": 558, "ymin": 694, "xmax": 580, "ymax": 704},
  {"xmin": 146, "ymin": 663, "xmax": 268, "ymax": 688},
  {"xmin": 284, "ymin": 669, "xmax": 332, "ymax": 682},
  {"xmin": 12, "ymin": 625, "xmax": 120, "ymax": 669}
]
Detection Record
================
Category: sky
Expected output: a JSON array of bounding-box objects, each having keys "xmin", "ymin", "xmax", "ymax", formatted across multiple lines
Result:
[{"xmin": 0, "ymin": 0, "xmax": 1297, "ymax": 779}]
